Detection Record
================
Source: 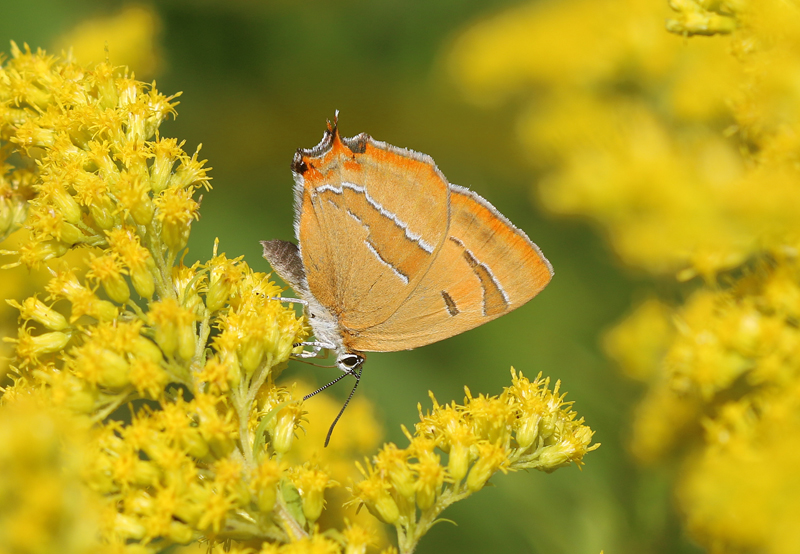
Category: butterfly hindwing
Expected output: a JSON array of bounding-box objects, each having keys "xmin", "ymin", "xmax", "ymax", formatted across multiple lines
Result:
[{"xmin": 346, "ymin": 184, "xmax": 553, "ymax": 352}]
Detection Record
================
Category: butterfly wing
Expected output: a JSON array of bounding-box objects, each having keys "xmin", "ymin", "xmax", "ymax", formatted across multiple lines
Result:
[
  {"xmin": 294, "ymin": 124, "xmax": 450, "ymax": 329},
  {"xmin": 345, "ymin": 184, "xmax": 553, "ymax": 352}
]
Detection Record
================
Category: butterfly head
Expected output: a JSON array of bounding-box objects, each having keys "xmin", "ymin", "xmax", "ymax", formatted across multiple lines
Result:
[{"xmin": 336, "ymin": 352, "xmax": 365, "ymax": 374}]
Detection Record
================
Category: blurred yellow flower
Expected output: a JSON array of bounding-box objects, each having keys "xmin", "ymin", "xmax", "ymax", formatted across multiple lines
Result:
[
  {"xmin": 449, "ymin": 0, "xmax": 800, "ymax": 278},
  {"xmin": 54, "ymin": 4, "xmax": 162, "ymax": 78},
  {"xmin": 0, "ymin": 399, "xmax": 103, "ymax": 554},
  {"xmin": 449, "ymin": 0, "xmax": 800, "ymax": 551}
]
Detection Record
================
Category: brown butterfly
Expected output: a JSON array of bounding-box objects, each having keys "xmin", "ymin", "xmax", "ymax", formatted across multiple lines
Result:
[{"xmin": 262, "ymin": 116, "xmax": 552, "ymax": 443}]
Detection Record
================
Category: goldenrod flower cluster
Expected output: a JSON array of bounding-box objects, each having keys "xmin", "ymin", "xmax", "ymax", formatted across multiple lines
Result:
[
  {"xmin": 0, "ymin": 44, "xmax": 595, "ymax": 554},
  {"xmin": 449, "ymin": 0, "xmax": 800, "ymax": 552},
  {"xmin": 351, "ymin": 370, "xmax": 596, "ymax": 554}
]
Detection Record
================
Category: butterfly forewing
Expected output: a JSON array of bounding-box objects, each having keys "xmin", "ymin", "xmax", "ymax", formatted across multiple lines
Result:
[{"xmin": 295, "ymin": 130, "xmax": 450, "ymax": 329}]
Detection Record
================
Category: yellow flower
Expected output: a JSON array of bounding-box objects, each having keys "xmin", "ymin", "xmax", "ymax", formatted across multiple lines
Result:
[
  {"xmin": 149, "ymin": 298, "xmax": 197, "ymax": 360},
  {"xmin": 0, "ymin": 399, "xmax": 103, "ymax": 554},
  {"xmin": 6, "ymin": 295, "xmax": 68, "ymax": 331},
  {"xmin": 54, "ymin": 5, "xmax": 162, "ymax": 78},
  {"xmin": 251, "ymin": 458, "xmax": 283, "ymax": 513},
  {"xmin": 352, "ymin": 371, "xmax": 596, "ymax": 553},
  {"xmin": 350, "ymin": 462, "xmax": 400, "ymax": 525},
  {"xmin": 46, "ymin": 265, "xmax": 118, "ymax": 322},
  {"xmin": 206, "ymin": 248, "xmax": 245, "ymax": 313},
  {"xmin": 106, "ymin": 227, "xmax": 156, "ymax": 299},
  {"xmin": 409, "ymin": 449, "xmax": 445, "ymax": 510},
  {"xmin": 288, "ymin": 462, "xmax": 337, "ymax": 523},
  {"xmin": 342, "ymin": 522, "xmax": 374, "ymax": 554},
  {"xmin": 155, "ymin": 186, "xmax": 199, "ymax": 251},
  {"xmin": 4, "ymin": 324, "xmax": 70, "ymax": 368},
  {"xmin": 86, "ymin": 253, "xmax": 130, "ymax": 304},
  {"xmin": 373, "ymin": 443, "xmax": 416, "ymax": 501},
  {"xmin": 466, "ymin": 442, "xmax": 508, "ymax": 492},
  {"xmin": 447, "ymin": 1, "xmax": 800, "ymax": 551}
]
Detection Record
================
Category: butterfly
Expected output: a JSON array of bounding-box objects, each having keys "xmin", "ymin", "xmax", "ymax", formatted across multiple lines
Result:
[{"xmin": 262, "ymin": 115, "xmax": 553, "ymax": 443}]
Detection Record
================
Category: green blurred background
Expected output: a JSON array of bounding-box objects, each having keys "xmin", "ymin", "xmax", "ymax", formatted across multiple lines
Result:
[{"xmin": 0, "ymin": 2, "xmax": 693, "ymax": 553}]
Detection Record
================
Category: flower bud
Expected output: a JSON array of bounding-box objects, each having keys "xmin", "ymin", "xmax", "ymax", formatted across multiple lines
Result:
[
  {"xmin": 466, "ymin": 443, "xmax": 507, "ymax": 493},
  {"xmin": 131, "ymin": 195, "xmax": 154, "ymax": 226},
  {"xmin": 57, "ymin": 375, "xmax": 98, "ymax": 414},
  {"xmin": 101, "ymin": 272, "xmax": 131, "ymax": 304},
  {"xmin": 114, "ymin": 513, "xmax": 146, "ymax": 541},
  {"xmin": 177, "ymin": 324, "xmax": 196, "ymax": 361},
  {"xmin": 154, "ymin": 322, "xmax": 178, "ymax": 358},
  {"xmin": 162, "ymin": 217, "xmax": 191, "ymax": 251},
  {"xmin": 22, "ymin": 330, "xmax": 71, "ymax": 357},
  {"xmin": 181, "ymin": 429, "xmax": 210, "ymax": 460},
  {"xmin": 207, "ymin": 434, "xmax": 236, "ymax": 460},
  {"xmin": 368, "ymin": 489, "xmax": 400, "ymax": 525},
  {"xmin": 97, "ymin": 349, "xmax": 132, "ymax": 390},
  {"xmin": 271, "ymin": 405, "xmax": 300, "ymax": 454},
  {"xmin": 447, "ymin": 442, "xmax": 471, "ymax": 482},
  {"xmin": 9, "ymin": 297, "xmax": 68, "ymax": 331},
  {"xmin": 389, "ymin": 463, "xmax": 416, "ymax": 501},
  {"xmin": 168, "ymin": 521, "xmax": 193, "ymax": 544},
  {"xmin": 130, "ymin": 336, "xmax": 164, "ymax": 364},
  {"xmin": 58, "ymin": 221, "xmax": 84, "ymax": 245},
  {"xmin": 89, "ymin": 197, "xmax": 116, "ymax": 229},
  {"xmin": 258, "ymin": 485, "xmax": 277, "ymax": 513},
  {"xmin": 302, "ymin": 488, "xmax": 325, "ymax": 523},
  {"xmin": 252, "ymin": 458, "xmax": 282, "ymax": 513},
  {"xmin": 131, "ymin": 459, "xmax": 161, "ymax": 487},
  {"xmin": 19, "ymin": 239, "xmax": 69, "ymax": 267},
  {"xmin": 537, "ymin": 443, "xmax": 574, "ymax": 472},
  {"xmin": 130, "ymin": 265, "xmax": 155, "ymax": 299},
  {"xmin": 241, "ymin": 339, "xmax": 265, "ymax": 376},
  {"xmin": 206, "ymin": 278, "xmax": 232, "ymax": 313},
  {"xmin": 90, "ymin": 297, "xmax": 119, "ymax": 322},
  {"xmin": 51, "ymin": 187, "xmax": 82, "ymax": 225},
  {"xmin": 515, "ymin": 413, "xmax": 542, "ymax": 449}
]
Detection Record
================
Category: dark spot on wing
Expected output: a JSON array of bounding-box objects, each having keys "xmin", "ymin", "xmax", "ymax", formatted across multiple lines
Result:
[
  {"xmin": 343, "ymin": 133, "xmax": 369, "ymax": 154},
  {"xmin": 441, "ymin": 290, "xmax": 459, "ymax": 316}
]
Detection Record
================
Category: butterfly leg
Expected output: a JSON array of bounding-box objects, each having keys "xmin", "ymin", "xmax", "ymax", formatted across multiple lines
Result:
[
  {"xmin": 269, "ymin": 297, "xmax": 308, "ymax": 306},
  {"xmin": 292, "ymin": 340, "xmax": 336, "ymax": 359},
  {"xmin": 269, "ymin": 298, "xmax": 338, "ymax": 361},
  {"xmin": 269, "ymin": 297, "xmax": 322, "ymax": 357}
]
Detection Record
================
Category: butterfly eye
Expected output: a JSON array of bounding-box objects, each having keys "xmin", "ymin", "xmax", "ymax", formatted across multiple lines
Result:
[{"xmin": 338, "ymin": 353, "xmax": 364, "ymax": 370}]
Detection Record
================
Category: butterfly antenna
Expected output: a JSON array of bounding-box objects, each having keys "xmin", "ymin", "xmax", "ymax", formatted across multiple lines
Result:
[
  {"xmin": 323, "ymin": 365, "xmax": 362, "ymax": 447},
  {"xmin": 303, "ymin": 370, "xmax": 352, "ymax": 400}
]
